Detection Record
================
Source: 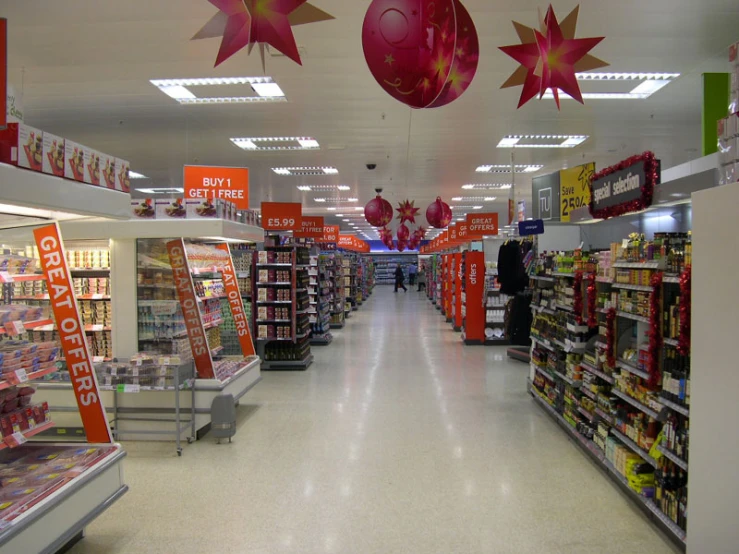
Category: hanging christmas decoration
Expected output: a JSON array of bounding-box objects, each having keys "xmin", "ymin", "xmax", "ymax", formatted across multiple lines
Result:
[
  {"xmin": 361, "ymin": 0, "xmax": 480, "ymax": 109},
  {"xmin": 426, "ymin": 197, "xmax": 453, "ymax": 229},
  {"xmin": 586, "ymin": 272, "xmax": 597, "ymax": 328},
  {"xmin": 498, "ymin": 5, "xmax": 607, "ymax": 109},
  {"xmin": 573, "ymin": 271, "xmax": 584, "ymax": 325},
  {"xmin": 396, "ymin": 223, "xmax": 410, "ymax": 242},
  {"xmin": 365, "ymin": 194, "xmax": 394, "ymax": 227},
  {"xmin": 647, "ymin": 272, "xmax": 663, "ymax": 389},
  {"xmin": 193, "ymin": 0, "xmax": 334, "ymax": 68},
  {"xmin": 396, "ymin": 199, "xmax": 421, "ymax": 225},
  {"xmin": 605, "ymin": 308, "xmax": 616, "ymax": 369},
  {"xmin": 678, "ymin": 266, "xmax": 691, "ymax": 356},
  {"xmin": 396, "ymin": 239, "xmax": 407, "ymax": 252}
]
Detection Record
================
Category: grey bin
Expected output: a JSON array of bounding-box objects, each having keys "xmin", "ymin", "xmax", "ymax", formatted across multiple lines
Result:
[{"xmin": 211, "ymin": 393, "xmax": 236, "ymax": 443}]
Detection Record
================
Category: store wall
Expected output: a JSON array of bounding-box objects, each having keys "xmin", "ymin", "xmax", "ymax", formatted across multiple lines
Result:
[
  {"xmin": 688, "ymin": 182, "xmax": 739, "ymax": 554},
  {"xmin": 537, "ymin": 225, "xmax": 582, "ymax": 253}
]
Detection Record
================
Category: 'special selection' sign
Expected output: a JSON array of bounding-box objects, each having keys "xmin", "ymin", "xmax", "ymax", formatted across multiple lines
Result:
[{"xmin": 589, "ymin": 152, "xmax": 659, "ymax": 219}]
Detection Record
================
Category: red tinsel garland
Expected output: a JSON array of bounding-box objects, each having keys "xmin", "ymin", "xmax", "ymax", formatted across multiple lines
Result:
[
  {"xmin": 678, "ymin": 266, "xmax": 691, "ymax": 356},
  {"xmin": 587, "ymin": 272, "xmax": 597, "ymax": 328},
  {"xmin": 648, "ymin": 272, "xmax": 664, "ymax": 389},
  {"xmin": 589, "ymin": 151, "xmax": 659, "ymax": 220},
  {"xmin": 573, "ymin": 271, "xmax": 584, "ymax": 325},
  {"xmin": 606, "ymin": 308, "xmax": 617, "ymax": 368}
]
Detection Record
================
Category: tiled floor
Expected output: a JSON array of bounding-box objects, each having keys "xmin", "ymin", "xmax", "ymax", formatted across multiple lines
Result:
[{"xmin": 70, "ymin": 287, "xmax": 680, "ymax": 553}]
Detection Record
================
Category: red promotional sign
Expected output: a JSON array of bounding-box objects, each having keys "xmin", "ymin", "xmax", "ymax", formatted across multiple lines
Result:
[
  {"xmin": 464, "ymin": 251, "xmax": 485, "ymax": 343},
  {"xmin": 449, "ymin": 224, "xmax": 458, "ymax": 244},
  {"xmin": 321, "ymin": 225, "xmax": 340, "ymax": 243},
  {"xmin": 216, "ymin": 244, "xmax": 256, "ymax": 357},
  {"xmin": 466, "ymin": 213, "xmax": 499, "ymax": 239},
  {"xmin": 338, "ymin": 235, "xmax": 366, "ymax": 251},
  {"xmin": 294, "ymin": 216, "xmax": 325, "ymax": 239},
  {"xmin": 167, "ymin": 239, "xmax": 215, "ymax": 379},
  {"xmin": 262, "ymin": 202, "xmax": 302, "ymax": 231},
  {"xmin": 33, "ymin": 224, "xmax": 112, "ymax": 443},
  {"xmin": 184, "ymin": 165, "xmax": 250, "ymax": 210},
  {"xmin": 458, "ymin": 223, "xmax": 469, "ymax": 242},
  {"xmin": 453, "ymin": 253, "xmax": 463, "ymax": 330},
  {"xmin": 0, "ymin": 19, "xmax": 6, "ymax": 129},
  {"xmin": 444, "ymin": 254, "xmax": 453, "ymax": 319}
]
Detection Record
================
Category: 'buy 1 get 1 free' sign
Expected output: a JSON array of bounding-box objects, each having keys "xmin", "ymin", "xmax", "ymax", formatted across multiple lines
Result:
[
  {"xmin": 261, "ymin": 202, "xmax": 302, "ymax": 231},
  {"xmin": 466, "ymin": 212, "xmax": 499, "ymax": 239},
  {"xmin": 184, "ymin": 165, "xmax": 250, "ymax": 210},
  {"xmin": 294, "ymin": 216, "xmax": 325, "ymax": 239}
]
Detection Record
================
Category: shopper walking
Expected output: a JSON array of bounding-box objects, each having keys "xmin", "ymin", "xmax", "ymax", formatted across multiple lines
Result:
[
  {"xmin": 394, "ymin": 265, "xmax": 407, "ymax": 292},
  {"xmin": 408, "ymin": 263, "xmax": 417, "ymax": 286},
  {"xmin": 417, "ymin": 264, "xmax": 426, "ymax": 292}
]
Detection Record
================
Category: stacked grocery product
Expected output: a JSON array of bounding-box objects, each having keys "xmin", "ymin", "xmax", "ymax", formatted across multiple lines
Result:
[
  {"xmin": 528, "ymin": 232, "xmax": 692, "ymax": 544},
  {"xmin": 255, "ymin": 243, "xmax": 313, "ymax": 369},
  {"xmin": 308, "ymin": 255, "xmax": 332, "ymax": 345}
]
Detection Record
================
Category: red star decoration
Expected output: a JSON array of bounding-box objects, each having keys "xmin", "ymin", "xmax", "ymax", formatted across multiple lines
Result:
[
  {"xmin": 396, "ymin": 200, "xmax": 421, "ymax": 225},
  {"xmin": 498, "ymin": 4, "xmax": 607, "ymax": 110},
  {"xmin": 193, "ymin": 0, "xmax": 334, "ymax": 68}
]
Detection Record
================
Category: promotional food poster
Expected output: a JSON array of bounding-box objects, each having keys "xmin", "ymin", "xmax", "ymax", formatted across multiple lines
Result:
[{"xmin": 42, "ymin": 132, "xmax": 65, "ymax": 177}]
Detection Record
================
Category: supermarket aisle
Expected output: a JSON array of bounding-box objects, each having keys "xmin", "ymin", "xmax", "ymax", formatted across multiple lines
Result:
[{"xmin": 70, "ymin": 287, "xmax": 678, "ymax": 554}]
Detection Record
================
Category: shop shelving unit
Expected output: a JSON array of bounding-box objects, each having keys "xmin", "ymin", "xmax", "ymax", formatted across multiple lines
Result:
[
  {"xmin": 308, "ymin": 254, "xmax": 333, "ymax": 346},
  {"xmin": 326, "ymin": 252, "xmax": 345, "ymax": 329},
  {"xmin": 369, "ymin": 253, "xmax": 417, "ymax": 286},
  {"xmin": 255, "ymin": 243, "xmax": 313, "ymax": 370},
  {"xmin": 527, "ymin": 243, "xmax": 691, "ymax": 548}
]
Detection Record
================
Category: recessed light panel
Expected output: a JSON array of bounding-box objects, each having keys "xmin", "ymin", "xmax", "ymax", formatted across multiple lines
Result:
[
  {"xmin": 476, "ymin": 164, "xmax": 543, "ymax": 174},
  {"xmin": 541, "ymin": 72, "xmax": 680, "ymax": 100},
  {"xmin": 137, "ymin": 187, "xmax": 185, "ymax": 194},
  {"xmin": 129, "ymin": 171, "xmax": 148, "ymax": 179},
  {"xmin": 231, "ymin": 137, "xmax": 320, "ymax": 151},
  {"xmin": 451, "ymin": 196, "xmax": 498, "ymax": 202},
  {"xmin": 295, "ymin": 185, "xmax": 350, "ymax": 192},
  {"xmin": 151, "ymin": 77, "xmax": 286, "ymax": 104},
  {"xmin": 462, "ymin": 184, "xmax": 512, "ymax": 190},
  {"xmin": 497, "ymin": 135, "xmax": 589, "ymax": 149},
  {"xmin": 273, "ymin": 167, "xmax": 339, "ymax": 176},
  {"xmin": 313, "ymin": 197, "xmax": 358, "ymax": 203}
]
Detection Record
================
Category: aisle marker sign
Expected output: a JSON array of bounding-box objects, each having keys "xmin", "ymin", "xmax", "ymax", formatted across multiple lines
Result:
[
  {"xmin": 458, "ymin": 223, "xmax": 469, "ymax": 242},
  {"xmin": 184, "ymin": 165, "xmax": 250, "ymax": 210},
  {"xmin": 33, "ymin": 223, "xmax": 112, "ymax": 443},
  {"xmin": 449, "ymin": 224, "xmax": 458, "ymax": 244},
  {"xmin": 261, "ymin": 202, "xmax": 302, "ymax": 231},
  {"xmin": 216, "ymin": 244, "xmax": 256, "ymax": 357},
  {"xmin": 166, "ymin": 239, "xmax": 215, "ymax": 379},
  {"xmin": 321, "ymin": 225, "xmax": 340, "ymax": 243},
  {"xmin": 294, "ymin": 216, "xmax": 325, "ymax": 239},
  {"xmin": 466, "ymin": 213, "xmax": 499, "ymax": 239}
]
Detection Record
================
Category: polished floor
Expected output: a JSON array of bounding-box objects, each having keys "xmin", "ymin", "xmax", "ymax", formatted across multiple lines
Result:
[{"xmin": 71, "ymin": 287, "xmax": 679, "ymax": 554}]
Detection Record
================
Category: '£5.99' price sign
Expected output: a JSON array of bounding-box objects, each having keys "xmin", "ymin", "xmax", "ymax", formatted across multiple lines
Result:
[{"xmin": 261, "ymin": 202, "xmax": 303, "ymax": 231}]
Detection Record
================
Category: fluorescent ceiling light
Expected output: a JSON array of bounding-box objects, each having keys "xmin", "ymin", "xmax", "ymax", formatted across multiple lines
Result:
[
  {"xmin": 272, "ymin": 167, "xmax": 339, "ymax": 176},
  {"xmin": 348, "ymin": 198, "xmax": 358, "ymax": 202},
  {"xmin": 462, "ymin": 184, "xmax": 512, "ymax": 190},
  {"xmin": 129, "ymin": 171, "xmax": 148, "ymax": 179},
  {"xmin": 484, "ymin": 197, "xmax": 496, "ymax": 201},
  {"xmin": 327, "ymin": 207, "xmax": 337, "ymax": 211},
  {"xmin": 452, "ymin": 196, "xmax": 498, "ymax": 202},
  {"xmin": 476, "ymin": 164, "xmax": 543, "ymax": 174},
  {"xmin": 473, "ymin": 206, "xmax": 483, "ymax": 210},
  {"xmin": 151, "ymin": 77, "xmax": 287, "ymax": 105},
  {"xmin": 296, "ymin": 184, "xmax": 349, "ymax": 192},
  {"xmin": 456, "ymin": 218, "xmax": 464, "ymax": 221},
  {"xmin": 314, "ymin": 198, "xmax": 327, "ymax": 203},
  {"xmin": 251, "ymin": 82, "xmax": 285, "ymax": 97},
  {"xmin": 497, "ymin": 135, "xmax": 589, "ymax": 149},
  {"xmin": 314, "ymin": 197, "xmax": 357, "ymax": 203},
  {"xmin": 137, "ymin": 187, "xmax": 185, "ymax": 194},
  {"xmin": 354, "ymin": 207, "xmax": 364, "ymax": 211},
  {"xmin": 540, "ymin": 72, "xmax": 680, "ymax": 100},
  {"xmin": 297, "ymin": 186, "xmax": 312, "ymax": 191},
  {"xmin": 338, "ymin": 185, "xmax": 351, "ymax": 191},
  {"xmin": 231, "ymin": 137, "xmax": 320, "ymax": 151}
]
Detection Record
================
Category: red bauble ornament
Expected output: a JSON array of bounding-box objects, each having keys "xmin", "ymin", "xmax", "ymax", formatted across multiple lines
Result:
[
  {"xmin": 397, "ymin": 223, "xmax": 410, "ymax": 242},
  {"xmin": 426, "ymin": 197, "xmax": 453, "ymax": 228},
  {"xmin": 365, "ymin": 195, "xmax": 394, "ymax": 227},
  {"xmin": 397, "ymin": 239, "xmax": 407, "ymax": 252},
  {"xmin": 361, "ymin": 0, "xmax": 479, "ymax": 109}
]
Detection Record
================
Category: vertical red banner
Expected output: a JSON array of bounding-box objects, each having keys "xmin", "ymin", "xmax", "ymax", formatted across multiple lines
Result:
[
  {"xmin": 0, "ymin": 19, "xmax": 6, "ymax": 129},
  {"xmin": 464, "ymin": 251, "xmax": 486, "ymax": 343},
  {"xmin": 166, "ymin": 239, "xmax": 215, "ymax": 379},
  {"xmin": 445, "ymin": 254, "xmax": 453, "ymax": 320},
  {"xmin": 454, "ymin": 253, "xmax": 463, "ymax": 330},
  {"xmin": 216, "ymin": 244, "xmax": 256, "ymax": 357},
  {"xmin": 33, "ymin": 224, "xmax": 112, "ymax": 443}
]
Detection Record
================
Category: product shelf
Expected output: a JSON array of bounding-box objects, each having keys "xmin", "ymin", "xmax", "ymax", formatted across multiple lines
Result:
[
  {"xmin": 0, "ymin": 420, "xmax": 55, "ymax": 451},
  {"xmin": 658, "ymin": 396, "xmax": 689, "ymax": 417},
  {"xmin": 656, "ymin": 445, "xmax": 689, "ymax": 471},
  {"xmin": 612, "ymin": 283, "xmax": 654, "ymax": 292},
  {"xmin": 617, "ymin": 311, "xmax": 651, "ymax": 324},
  {"xmin": 554, "ymin": 371, "xmax": 580, "ymax": 387},
  {"xmin": 611, "ymin": 388, "xmax": 661, "ymax": 419},
  {"xmin": 610, "ymin": 428, "xmax": 659, "ymax": 468},
  {"xmin": 0, "ymin": 366, "xmax": 60, "ymax": 391},
  {"xmin": 531, "ymin": 363, "xmax": 555, "ymax": 382},
  {"xmin": 0, "ymin": 319, "xmax": 55, "ymax": 335},
  {"xmin": 616, "ymin": 360, "xmax": 651, "ymax": 380},
  {"xmin": 580, "ymin": 362, "xmax": 615, "ymax": 384}
]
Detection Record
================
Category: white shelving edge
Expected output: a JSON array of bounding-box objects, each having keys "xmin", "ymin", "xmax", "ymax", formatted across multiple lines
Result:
[
  {"xmin": 0, "ymin": 445, "xmax": 127, "ymax": 554},
  {"xmin": 0, "ymin": 162, "xmax": 131, "ymax": 221}
]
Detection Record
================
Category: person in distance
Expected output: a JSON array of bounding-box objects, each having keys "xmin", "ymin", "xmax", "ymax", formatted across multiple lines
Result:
[
  {"xmin": 408, "ymin": 262, "xmax": 417, "ymax": 285},
  {"xmin": 394, "ymin": 265, "xmax": 407, "ymax": 293},
  {"xmin": 417, "ymin": 264, "xmax": 426, "ymax": 292}
]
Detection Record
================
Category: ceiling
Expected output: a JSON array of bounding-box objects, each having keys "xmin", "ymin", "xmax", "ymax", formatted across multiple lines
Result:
[{"xmin": 5, "ymin": 0, "xmax": 739, "ymax": 238}]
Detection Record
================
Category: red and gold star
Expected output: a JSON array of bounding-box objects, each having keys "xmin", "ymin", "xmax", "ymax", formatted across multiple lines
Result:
[
  {"xmin": 193, "ymin": 0, "xmax": 334, "ymax": 67},
  {"xmin": 498, "ymin": 4, "xmax": 608, "ymax": 109},
  {"xmin": 396, "ymin": 200, "xmax": 421, "ymax": 225}
]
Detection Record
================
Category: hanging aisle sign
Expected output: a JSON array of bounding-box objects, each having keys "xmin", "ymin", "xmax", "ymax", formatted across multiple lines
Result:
[
  {"xmin": 518, "ymin": 219, "xmax": 545, "ymax": 235},
  {"xmin": 466, "ymin": 213, "xmax": 499, "ymax": 239},
  {"xmin": 261, "ymin": 202, "xmax": 302, "ymax": 231},
  {"xmin": 294, "ymin": 216, "xmax": 325, "ymax": 239},
  {"xmin": 216, "ymin": 244, "xmax": 256, "ymax": 357},
  {"xmin": 589, "ymin": 152, "xmax": 659, "ymax": 219},
  {"xmin": 560, "ymin": 162, "xmax": 595, "ymax": 222},
  {"xmin": 167, "ymin": 239, "xmax": 215, "ymax": 379},
  {"xmin": 33, "ymin": 223, "xmax": 112, "ymax": 443},
  {"xmin": 458, "ymin": 223, "xmax": 469, "ymax": 242},
  {"xmin": 184, "ymin": 165, "xmax": 250, "ymax": 210}
]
